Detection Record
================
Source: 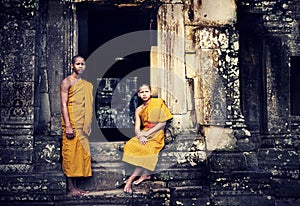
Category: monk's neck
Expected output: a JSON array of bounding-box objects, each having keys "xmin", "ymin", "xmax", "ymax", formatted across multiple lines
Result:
[
  {"xmin": 71, "ymin": 72, "xmax": 82, "ymax": 81},
  {"xmin": 143, "ymin": 98, "xmax": 151, "ymax": 106}
]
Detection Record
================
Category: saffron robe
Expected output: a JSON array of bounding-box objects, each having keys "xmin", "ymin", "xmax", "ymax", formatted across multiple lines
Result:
[
  {"xmin": 62, "ymin": 79, "xmax": 93, "ymax": 177},
  {"xmin": 122, "ymin": 98, "xmax": 173, "ymax": 171}
]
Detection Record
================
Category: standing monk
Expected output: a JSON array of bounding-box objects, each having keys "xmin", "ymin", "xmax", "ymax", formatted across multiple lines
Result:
[{"xmin": 60, "ymin": 55, "xmax": 93, "ymax": 196}]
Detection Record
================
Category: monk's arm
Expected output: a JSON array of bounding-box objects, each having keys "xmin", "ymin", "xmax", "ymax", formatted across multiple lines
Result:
[
  {"xmin": 60, "ymin": 80, "xmax": 73, "ymax": 135},
  {"xmin": 143, "ymin": 122, "xmax": 166, "ymax": 137},
  {"xmin": 134, "ymin": 107, "xmax": 142, "ymax": 137}
]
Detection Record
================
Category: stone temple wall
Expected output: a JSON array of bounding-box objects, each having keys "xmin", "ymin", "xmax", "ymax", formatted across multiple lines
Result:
[
  {"xmin": 0, "ymin": 0, "xmax": 72, "ymax": 202},
  {"xmin": 0, "ymin": 0, "xmax": 299, "ymax": 205}
]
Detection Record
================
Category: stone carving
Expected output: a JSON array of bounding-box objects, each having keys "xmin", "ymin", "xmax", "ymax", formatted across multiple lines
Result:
[
  {"xmin": 96, "ymin": 77, "xmax": 137, "ymax": 128},
  {"xmin": 9, "ymin": 99, "xmax": 26, "ymax": 119},
  {"xmin": 39, "ymin": 144, "xmax": 58, "ymax": 164},
  {"xmin": 186, "ymin": 135, "xmax": 207, "ymax": 166},
  {"xmin": 0, "ymin": 164, "xmax": 32, "ymax": 174},
  {"xmin": 2, "ymin": 82, "xmax": 33, "ymax": 123}
]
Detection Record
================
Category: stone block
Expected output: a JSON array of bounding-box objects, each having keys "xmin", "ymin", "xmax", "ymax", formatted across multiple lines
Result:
[
  {"xmin": 34, "ymin": 135, "xmax": 62, "ymax": 172},
  {"xmin": 211, "ymin": 194, "xmax": 275, "ymax": 206},
  {"xmin": 184, "ymin": 0, "xmax": 237, "ymax": 25},
  {"xmin": 0, "ymin": 135, "xmax": 33, "ymax": 147},
  {"xmin": 157, "ymin": 3, "xmax": 187, "ymax": 115},
  {"xmin": 78, "ymin": 168, "xmax": 124, "ymax": 191},
  {"xmin": 0, "ymin": 164, "xmax": 33, "ymax": 174},
  {"xmin": 170, "ymin": 185, "xmax": 210, "ymax": 198},
  {"xmin": 273, "ymin": 178, "xmax": 300, "ymax": 198},
  {"xmin": 275, "ymin": 198, "xmax": 300, "ymax": 206},
  {"xmin": 258, "ymin": 148, "xmax": 299, "ymax": 171},
  {"xmin": 168, "ymin": 178, "xmax": 207, "ymax": 188},
  {"xmin": 54, "ymin": 189, "xmax": 170, "ymax": 206},
  {"xmin": 0, "ymin": 125, "xmax": 33, "ymax": 136},
  {"xmin": 90, "ymin": 142, "xmax": 124, "ymax": 163},
  {"xmin": 204, "ymin": 126, "xmax": 237, "ymax": 151},
  {"xmin": 171, "ymin": 197, "xmax": 210, "ymax": 206},
  {"xmin": 155, "ymin": 167, "xmax": 208, "ymax": 182},
  {"xmin": 0, "ymin": 147, "xmax": 34, "ymax": 164},
  {"xmin": 0, "ymin": 173, "xmax": 66, "ymax": 201},
  {"xmin": 210, "ymin": 171, "xmax": 274, "ymax": 196},
  {"xmin": 208, "ymin": 152, "xmax": 249, "ymax": 172}
]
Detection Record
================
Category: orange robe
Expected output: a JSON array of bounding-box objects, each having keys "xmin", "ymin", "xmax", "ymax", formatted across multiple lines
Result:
[
  {"xmin": 62, "ymin": 79, "xmax": 93, "ymax": 177},
  {"xmin": 122, "ymin": 98, "xmax": 173, "ymax": 171}
]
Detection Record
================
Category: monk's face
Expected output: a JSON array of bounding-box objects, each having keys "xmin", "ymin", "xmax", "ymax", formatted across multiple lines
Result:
[
  {"xmin": 138, "ymin": 85, "xmax": 152, "ymax": 102},
  {"xmin": 72, "ymin": 57, "xmax": 86, "ymax": 74}
]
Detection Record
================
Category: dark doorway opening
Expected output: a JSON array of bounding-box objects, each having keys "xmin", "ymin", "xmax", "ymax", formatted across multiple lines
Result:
[
  {"xmin": 77, "ymin": 3, "xmax": 157, "ymax": 141},
  {"xmin": 238, "ymin": 12, "xmax": 268, "ymax": 133},
  {"xmin": 290, "ymin": 56, "xmax": 300, "ymax": 116},
  {"xmin": 77, "ymin": 3, "xmax": 156, "ymax": 58}
]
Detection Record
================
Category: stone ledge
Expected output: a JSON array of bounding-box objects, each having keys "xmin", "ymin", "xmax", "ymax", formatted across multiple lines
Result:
[{"xmin": 0, "ymin": 173, "xmax": 66, "ymax": 201}]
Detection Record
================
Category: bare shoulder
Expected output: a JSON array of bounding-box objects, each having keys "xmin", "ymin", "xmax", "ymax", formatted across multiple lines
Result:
[
  {"xmin": 60, "ymin": 76, "xmax": 72, "ymax": 90},
  {"xmin": 135, "ymin": 105, "xmax": 143, "ymax": 114}
]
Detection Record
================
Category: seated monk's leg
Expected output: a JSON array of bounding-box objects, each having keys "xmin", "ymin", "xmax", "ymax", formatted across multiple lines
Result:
[
  {"xmin": 133, "ymin": 169, "xmax": 151, "ymax": 185},
  {"xmin": 124, "ymin": 167, "xmax": 142, "ymax": 194}
]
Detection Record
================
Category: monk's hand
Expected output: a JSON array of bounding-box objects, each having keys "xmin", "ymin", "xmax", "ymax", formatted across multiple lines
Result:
[
  {"xmin": 139, "ymin": 136, "xmax": 148, "ymax": 145},
  {"xmin": 66, "ymin": 133, "xmax": 75, "ymax": 139},
  {"xmin": 66, "ymin": 126, "xmax": 75, "ymax": 139}
]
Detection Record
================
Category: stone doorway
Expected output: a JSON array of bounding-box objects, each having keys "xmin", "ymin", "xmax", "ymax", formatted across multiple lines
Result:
[{"xmin": 76, "ymin": 2, "xmax": 157, "ymax": 142}]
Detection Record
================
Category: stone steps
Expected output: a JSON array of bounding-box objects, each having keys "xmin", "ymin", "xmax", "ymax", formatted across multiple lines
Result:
[
  {"xmin": 70, "ymin": 137, "xmax": 209, "ymax": 205},
  {"xmin": 53, "ymin": 183, "xmax": 210, "ymax": 206},
  {"xmin": 0, "ymin": 135, "xmax": 210, "ymax": 205},
  {"xmin": 78, "ymin": 136, "xmax": 206, "ymax": 191}
]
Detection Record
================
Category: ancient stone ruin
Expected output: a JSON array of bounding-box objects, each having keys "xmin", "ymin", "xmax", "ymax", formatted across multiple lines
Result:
[{"xmin": 0, "ymin": 0, "xmax": 299, "ymax": 205}]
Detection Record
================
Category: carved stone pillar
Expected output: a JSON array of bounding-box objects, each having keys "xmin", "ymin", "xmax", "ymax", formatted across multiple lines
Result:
[
  {"xmin": 34, "ymin": 0, "xmax": 75, "ymax": 173},
  {"xmin": 154, "ymin": 4, "xmax": 197, "ymax": 133},
  {"xmin": 0, "ymin": 1, "xmax": 36, "ymax": 173},
  {"xmin": 152, "ymin": 0, "xmax": 254, "ymax": 169}
]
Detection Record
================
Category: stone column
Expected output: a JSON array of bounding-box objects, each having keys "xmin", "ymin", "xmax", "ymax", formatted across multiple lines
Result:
[
  {"xmin": 155, "ymin": 3, "xmax": 196, "ymax": 132},
  {"xmin": 0, "ymin": 0, "xmax": 36, "ymax": 174},
  {"xmin": 151, "ymin": 0, "xmax": 255, "ymax": 172}
]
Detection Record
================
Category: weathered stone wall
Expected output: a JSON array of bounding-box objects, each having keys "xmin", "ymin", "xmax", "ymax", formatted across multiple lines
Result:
[
  {"xmin": 234, "ymin": 1, "xmax": 300, "ymax": 205},
  {"xmin": 0, "ymin": 0, "xmax": 72, "ymax": 202},
  {"xmin": 0, "ymin": 0, "xmax": 299, "ymax": 205}
]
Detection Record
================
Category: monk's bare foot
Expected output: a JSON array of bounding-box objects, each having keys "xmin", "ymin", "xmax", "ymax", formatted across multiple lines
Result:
[
  {"xmin": 68, "ymin": 189, "xmax": 82, "ymax": 196},
  {"xmin": 76, "ymin": 188, "xmax": 88, "ymax": 194},
  {"xmin": 124, "ymin": 182, "xmax": 133, "ymax": 194},
  {"xmin": 133, "ymin": 175, "xmax": 151, "ymax": 185}
]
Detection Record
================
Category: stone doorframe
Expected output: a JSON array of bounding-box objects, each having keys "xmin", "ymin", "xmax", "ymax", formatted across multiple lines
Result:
[
  {"xmin": 43, "ymin": 0, "xmax": 251, "ymax": 165},
  {"xmin": 151, "ymin": 2, "xmax": 250, "ymax": 156},
  {"xmin": 14, "ymin": 0, "xmax": 252, "ymax": 172}
]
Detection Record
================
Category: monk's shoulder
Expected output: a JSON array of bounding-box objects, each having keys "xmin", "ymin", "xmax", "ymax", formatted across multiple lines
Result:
[
  {"xmin": 135, "ymin": 105, "xmax": 143, "ymax": 114},
  {"xmin": 83, "ymin": 80, "xmax": 93, "ymax": 88},
  {"xmin": 61, "ymin": 76, "xmax": 73, "ymax": 89},
  {"xmin": 151, "ymin": 97, "xmax": 164, "ymax": 104}
]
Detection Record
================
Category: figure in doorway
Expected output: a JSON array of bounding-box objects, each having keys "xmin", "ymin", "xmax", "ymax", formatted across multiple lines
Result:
[
  {"xmin": 122, "ymin": 84, "xmax": 173, "ymax": 194},
  {"xmin": 60, "ymin": 55, "xmax": 93, "ymax": 196}
]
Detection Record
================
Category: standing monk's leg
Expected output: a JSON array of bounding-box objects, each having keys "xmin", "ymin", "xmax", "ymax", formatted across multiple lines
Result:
[
  {"xmin": 73, "ymin": 178, "xmax": 88, "ymax": 194},
  {"xmin": 67, "ymin": 177, "xmax": 81, "ymax": 196}
]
